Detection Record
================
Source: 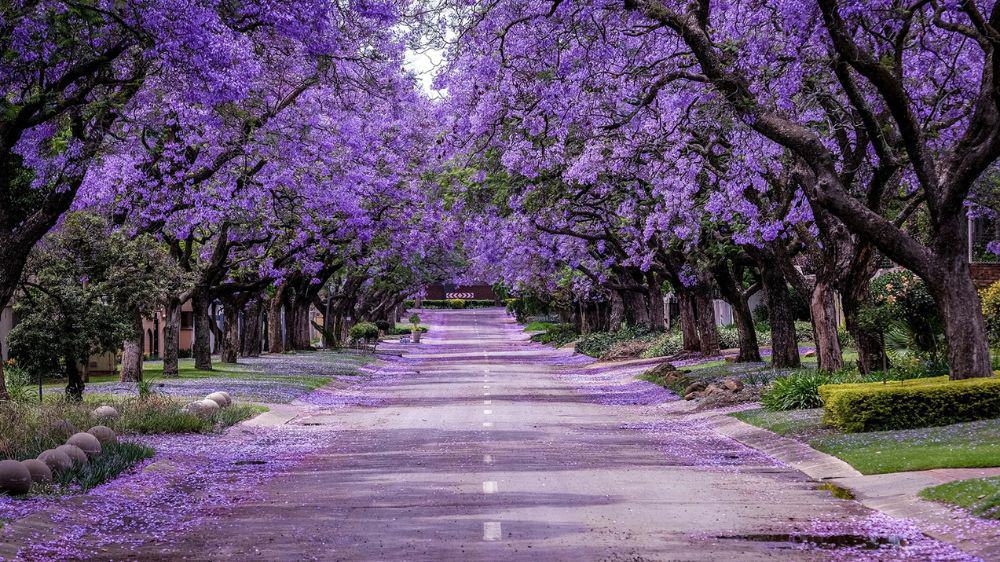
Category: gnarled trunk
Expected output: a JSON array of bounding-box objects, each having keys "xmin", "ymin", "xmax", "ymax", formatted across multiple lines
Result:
[
  {"xmin": 648, "ymin": 278, "xmax": 665, "ymax": 330},
  {"xmin": 762, "ymin": 267, "xmax": 800, "ymax": 368},
  {"xmin": 608, "ymin": 291, "xmax": 625, "ymax": 328},
  {"xmin": 220, "ymin": 302, "xmax": 239, "ymax": 364},
  {"xmin": 931, "ymin": 258, "xmax": 991, "ymax": 379},
  {"xmin": 268, "ymin": 287, "xmax": 285, "ymax": 354},
  {"xmin": 240, "ymin": 300, "xmax": 263, "ymax": 357},
  {"xmin": 810, "ymin": 281, "xmax": 844, "ymax": 372},
  {"xmin": 842, "ymin": 283, "xmax": 887, "ymax": 373},
  {"xmin": 162, "ymin": 298, "xmax": 181, "ymax": 377},
  {"xmin": 192, "ymin": 287, "xmax": 213, "ymax": 371},
  {"xmin": 120, "ymin": 309, "xmax": 145, "ymax": 382},
  {"xmin": 694, "ymin": 291, "xmax": 720, "ymax": 355},
  {"xmin": 678, "ymin": 290, "xmax": 701, "ymax": 352}
]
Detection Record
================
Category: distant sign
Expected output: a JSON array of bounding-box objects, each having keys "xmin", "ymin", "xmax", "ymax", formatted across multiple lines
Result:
[{"xmin": 445, "ymin": 292, "xmax": 476, "ymax": 299}]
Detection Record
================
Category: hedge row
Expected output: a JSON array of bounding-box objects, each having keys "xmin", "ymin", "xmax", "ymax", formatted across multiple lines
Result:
[{"xmin": 819, "ymin": 376, "xmax": 1000, "ymax": 433}]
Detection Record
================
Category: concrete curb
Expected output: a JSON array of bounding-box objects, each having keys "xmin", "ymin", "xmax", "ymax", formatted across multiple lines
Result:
[{"xmin": 710, "ymin": 412, "xmax": 1000, "ymax": 560}]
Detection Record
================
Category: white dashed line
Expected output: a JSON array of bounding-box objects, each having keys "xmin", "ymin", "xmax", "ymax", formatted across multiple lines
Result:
[
  {"xmin": 483, "ymin": 521, "xmax": 501, "ymax": 541},
  {"xmin": 483, "ymin": 385, "xmax": 490, "ymax": 389},
  {"xmin": 482, "ymin": 422, "xmax": 493, "ymax": 427},
  {"xmin": 484, "ymin": 400, "xmax": 492, "ymax": 405},
  {"xmin": 483, "ymin": 481, "xmax": 498, "ymax": 494},
  {"xmin": 484, "ymin": 409, "xmax": 492, "ymax": 415},
  {"xmin": 483, "ymin": 454, "xmax": 493, "ymax": 464}
]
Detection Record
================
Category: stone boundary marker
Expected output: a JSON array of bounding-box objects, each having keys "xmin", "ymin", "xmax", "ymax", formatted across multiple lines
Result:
[{"xmin": 711, "ymin": 413, "xmax": 1000, "ymax": 560}]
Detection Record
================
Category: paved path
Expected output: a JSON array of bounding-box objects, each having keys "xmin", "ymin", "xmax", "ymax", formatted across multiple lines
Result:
[{"xmin": 126, "ymin": 308, "xmax": 968, "ymax": 560}]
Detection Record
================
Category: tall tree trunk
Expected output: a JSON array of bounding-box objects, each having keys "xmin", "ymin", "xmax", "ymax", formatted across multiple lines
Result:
[
  {"xmin": 608, "ymin": 291, "xmax": 625, "ymax": 328},
  {"xmin": 220, "ymin": 301, "xmax": 240, "ymax": 364},
  {"xmin": 209, "ymin": 302, "xmax": 223, "ymax": 354},
  {"xmin": 841, "ymin": 283, "xmax": 887, "ymax": 374},
  {"xmin": 648, "ymin": 278, "xmax": 665, "ymax": 330},
  {"xmin": 0, "ymin": 360, "xmax": 7, "ymax": 402},
  {"xmin": 240, "ymin": 300, "xmax": 262, "ymax": 357},
  {"xmin": 931, "ymin": 257, "xmax": 992, "ymax": 379},
  {"xmin": 810, "ymin": 280, "xmax": 844, "ymax": 372},
  {"xmin": 268, "ymin": 287, "xmax": 285, "ymax": 354},
  {"xmin": 120, "ymin": 309, "xmax": 145, "ymax": 382},
  {"xmin": 192, "ymin": 287, "xmax": 213, "ymax": 370},
  {"xmin": 761, "ymin": 267, "xmax": 800, "ymax": 368},
  {"xmin": 694, "ymin": 291, "xmax": 720, "ymax": 355},
  {"xmin": 162, "ymin": 297, "xmax": 182, "ymax": 377},
  {"xmin": 625, "ymin": 290, "xmax": 651, "ymax": 328},
  {"xmin": 65, "ymin": 349, "xmax": 84, "ymax": 401},
  {"xmin": 713, "ymin": 266, "xmax": 762, "ymax": 362},
  {"xmin": 678, "ymin": 290, "xmax": 701, "ymax": 352}
]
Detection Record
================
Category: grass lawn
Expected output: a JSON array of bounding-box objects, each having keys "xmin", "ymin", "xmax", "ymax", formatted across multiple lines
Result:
[
  {"xmin": 732, "ymin": 408, "xmax": 1000, "ymax": 475},
  {"xmin": 524, "ymin": 321, "xmax": 558, "ymax": 332},
  {"xmin": 920, "ymin": 476, "xmax": 1000, "ymax": 520}
]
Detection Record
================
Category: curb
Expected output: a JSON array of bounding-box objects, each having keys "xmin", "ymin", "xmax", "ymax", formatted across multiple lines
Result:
[{"xmin": 710, "ymin": 412, "xmax": 1000, "ymax": 560}]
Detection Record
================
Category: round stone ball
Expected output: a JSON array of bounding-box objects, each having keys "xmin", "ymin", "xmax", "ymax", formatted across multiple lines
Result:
[
  {"xmin": 0, "ymin": 460, "xmax": 32, "ymax": 496},
  {"xmin": 37, "ymin": 449, "xmax": 73, "ymax": 474},
  {"xmin": 67, "ymin": 432, "xmax": 102, "ymax": 458},
  {"xmin": 219, "ymin": 391, "xmax": 233, "ymax": 404},
  {"xmin": 21, "ymin": 459, "xmax": 52, "ymax": 484},
  {"xmin": 92, "ymin": 405, "xmax": 120, "ymax": 421},
  {"xmin": 56, "ymin": 444, "xmax": 89, "ymax": 468},
  {"xmin": 205, "ymin": 392, "xmax": 230, "ymax": 408},
  {"xmin": 87, "ymin": 425, "xmax": 117, "ymax": 445},
  {"xmin": 48, "ymin": 419, "xmax": 78, "ymax": 439},
  {"xmin": 196, "ymin": 399, "xmax": 221, "ymax": 416}
]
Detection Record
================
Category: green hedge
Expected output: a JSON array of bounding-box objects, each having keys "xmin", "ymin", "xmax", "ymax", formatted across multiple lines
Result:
[{"xmin": 819, "ymin": 376, "xmax": 1000, "ymax": 432}]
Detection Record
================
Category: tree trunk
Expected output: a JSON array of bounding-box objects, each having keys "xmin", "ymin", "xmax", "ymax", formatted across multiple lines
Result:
[
  {"xmin": 240, "ymin": 300, "xmax": 263, "ymax": 357},
  {"xmin": 220, "ymin": 301, "xmax": 240, "ymax": 364},
  {"xmin": 713, "ymin": 266, "xmax": 762, "ymax": 362},
  {"xmin": 0, "ymin": 360, "xmax": 7, "ymax": 401},
  {"xmin": 65, "ymin": 350, "xmax": 84, "ymax": 401},
  {"xmin": 694, "ymin": 291, "xmax": 720, "ymax": 355},
  {"xmin": 268, "ymin": 288, "xmax": 285, "ymax": 354},
  {"xmin": 678, "ymin": 291, "xmax": 701, "ymax": 352},
  {"xmin": 120, "ymin": 309, "xmax": 145, "ymax": 382},
  {"xmin": 608, "ymin": 291, "xmax": 625, "ymax": 328},
  {"xmin": 162, "ymin": 297, "xmax": 181, "ymax": 377},
  {"xmin": 648, "ymin": 278, "xmax": 665, "ymax": 330},
  {"xmin": 192, "ymin": 287, "xmax": 213, "ymax": 370},
  {"xmin": 625, "ymin": 291, "xmax": 651, "ymax": 328},
  {"xmin": 209, "ymin": 302, "xmax": 223, "ymax": 354},
  {"xmin": 288, "ymin": 300, "xmax": 312, "ymax": 350},
  {"xmin": 761, "ymin": 268, "xmax": 800, "ymax": 368},
  {"xmin": 930, "ymin": 259, "xmax": 992, "ymax": 379},
  {"xmin": 810, "ymin": 281, "xmax": 844, "ymax": 372},
  {"xmin": 841, "ymin": 283, "xmax": 887, "ymax": 374}
]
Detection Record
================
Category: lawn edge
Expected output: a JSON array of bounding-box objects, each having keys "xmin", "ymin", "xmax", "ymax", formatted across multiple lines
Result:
[{"xmin": 708, "ymin": 411, "xmax": 1000, "ymax": 560}]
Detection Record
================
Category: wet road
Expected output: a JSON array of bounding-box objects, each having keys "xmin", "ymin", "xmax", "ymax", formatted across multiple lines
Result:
[{"xmin": 139, "ymin": 308, "xmax": 913, "ymax": 561}]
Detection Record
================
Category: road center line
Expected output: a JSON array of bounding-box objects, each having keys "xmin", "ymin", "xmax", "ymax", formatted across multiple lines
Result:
[
  {"xmin": 483, "ymin": 521, "xmax": 501, "ymax": 541},
  {"xmin": 484, "ymin": 409, "xmax": 492, "ymax": 415},
  {"xmin": 484, "ymin": 400, "xmax": 492, "ymax": 405},
  {"xmin": 483, "ymin": 481, "xmax": 498, "ymax": 494},
  {"xmin": 482, "ymin": 421, "xmax": 493, "ymax": 427},
  {"xmin": 483, "ymin": 454, "xmax": 493, "ymax": 464}
]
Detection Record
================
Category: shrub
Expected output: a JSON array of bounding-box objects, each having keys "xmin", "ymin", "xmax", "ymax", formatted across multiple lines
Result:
[
  {"xmin": 643, "ymin": 332, "xmax": 684, "ymax": 358},
  {"xmin": 867, "ymin": 270, "xmax": 944, "ymax": 356},
  {"xmin": 348, "ymin": 322, "xmax": 379, "ymax": 342},
  {"xmin": 408, "ymin": 313, "xmax": 421, "ymax": 326},
  {"xmin": 530, "ymin": 323, "xmax": 577, "ymax": 346},
  {"xmin": 981, "ymin": 280, "xmax": 1000, "ymax": 346},
  {"xmin": 446, "ymin": 298, "xmax": 466, "ymax": 309},
  {"xmin": 3, "ymin": 363, "xmax": 36, "ymax": 403},
  {"xmin": 575, "ymin": 324, "xmax": 654, "ymax": 358},
  {"xmin": 374, "ymin": 320, "xmax": 393, "ymax": 333},
  {"xmin": 819, "ymin": 376, "xmax": 1000, "ymax": 433},
  {"xmin": 794, "ymin": 321, "xmax": 815, "ymax": 343},
  {"xmin": 762, "ymin": 371, "xmax": 841, "ymax": 411}
]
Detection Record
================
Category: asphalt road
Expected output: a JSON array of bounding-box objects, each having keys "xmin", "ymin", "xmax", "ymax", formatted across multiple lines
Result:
[{"xmin": 142, "ymin": 308, "xmax": 899, "ymax": 561}]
